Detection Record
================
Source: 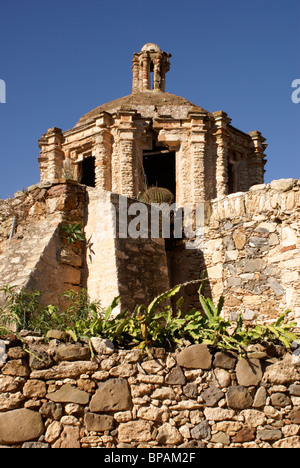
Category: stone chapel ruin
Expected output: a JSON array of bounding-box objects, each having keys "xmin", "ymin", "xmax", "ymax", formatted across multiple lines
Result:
[
  {"xmin": 38, "ymin": 43, "xmax": 267, "ymax": 204},
  {"xmin": 0, "ymin": 43, "xmax": 299, "ymax": 324},
  {"xmin": 0, "ymin": 44, "xmax": 300, "ymax": 450}
]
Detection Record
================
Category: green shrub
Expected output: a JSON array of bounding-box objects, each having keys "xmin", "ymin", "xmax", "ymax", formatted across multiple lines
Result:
[
  {"xmin": 61, "ymin": 223, "xmax": 86, "ymax": 245},
  {"xmin": 1, "ymin": 276, "xmax": 299, "ymax": 353}
]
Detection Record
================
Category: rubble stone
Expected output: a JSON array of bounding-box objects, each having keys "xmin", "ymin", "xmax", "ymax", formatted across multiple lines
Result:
[
  {"xmin": 0, "ymin": 409, "xmax": 44, "ymax": 444},
  {"xmin": 89, "ymin": 378, "xmax": 132, "ymax": 412},
  {"xmin": 1, "ymin": 320, "xmax": 300, "ymax": 448},
  {"xmin": 177, "ymin": 344, "xmax": 212, "ymax": 369}
]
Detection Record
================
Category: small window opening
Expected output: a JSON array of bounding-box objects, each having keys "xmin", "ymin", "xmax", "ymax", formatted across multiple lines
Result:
[
  {"xmin": 150, "ymin": 61, "xmax": 154, "ymax": 90},
  {"xmin": 80, "ymin": 156, "xmax": 96, "ymax": 187}
]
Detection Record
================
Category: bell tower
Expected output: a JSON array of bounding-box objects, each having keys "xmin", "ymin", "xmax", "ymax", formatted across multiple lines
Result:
[{"xmin": 132, "ymin": 43, "xmax": 172, "ymax": 93}]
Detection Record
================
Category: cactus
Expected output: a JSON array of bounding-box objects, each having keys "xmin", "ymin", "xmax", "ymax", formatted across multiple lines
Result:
[{"xmin": 138, "ymin": 186, "xmax": 174, "ymax": 205}]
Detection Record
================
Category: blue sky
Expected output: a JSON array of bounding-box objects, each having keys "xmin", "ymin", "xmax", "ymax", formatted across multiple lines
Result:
[{"xmin": 0, "ymin": 0, "xmax": 299, "ymax": 199}]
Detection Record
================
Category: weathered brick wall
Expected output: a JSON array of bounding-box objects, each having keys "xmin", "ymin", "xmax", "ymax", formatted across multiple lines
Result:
[{"xmin": 1, "ymin": 336, "xmax": 300, "ymax": 448}]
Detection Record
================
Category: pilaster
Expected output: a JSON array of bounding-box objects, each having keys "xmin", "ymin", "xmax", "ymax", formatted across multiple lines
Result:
[
  {"xmin": 117, "ymin": 110, "xmax": 137, "ymax": 198},
  {"xmin": 248, "ymin": 131, "xmax": 267, "ymax": 187},
  {"xmin": 213, "ymin": 111, "xmax": 232, "ymax": 197},
  {"xmin": 38, "ymin": 127, "xmax": 64, "ymax": 182},
  {"xmin": 188, "ymin": 110, "xmax": 210, "ymax": 203},
  {"xmin": 94, "ymin": 113, "xmax": 112, "ymax": 191}
]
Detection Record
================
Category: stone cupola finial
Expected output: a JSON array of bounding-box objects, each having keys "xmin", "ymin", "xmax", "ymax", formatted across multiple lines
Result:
[{"xmin": 132, "ymin": 43, "xmax": 172, "ymax": 93}]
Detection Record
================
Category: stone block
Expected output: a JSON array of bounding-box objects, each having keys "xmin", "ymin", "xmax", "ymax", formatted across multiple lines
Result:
[
  {"xmin": 0, "ymin": 340, "xmax": 7, "ymax": 366},
  {"xmin": 165, "ymin": 366, "xmax": 186, "ymax": 385},
  {"xmin": 233, "ymin": 230, "xmax": 247, "ymax": 249},
  {"xmin": 236, "ymin": 358, "xmax": 262, "ymax": 387},
  {"xmin": 270, "ymin": 179, "xmax": 296, "ymax": 192},
  {"xmin": 84, "ymin": 413, "xmax": 115, "ymax": 432},
  {"xmin": 1, "ymin": 359, "xmax": 30, "ymax": 377},
  {"xmin": 176, "ymin": 344, "xmax": 212, "ymax": 370},
  {"xmin": 47, "ymin": 383, "xmax": 89, "ymax": 405},
  {"xmin": 270, "ymin": 392, "xmax": 291, "ymax": 408},
  {"xmin": 232, "ymin": 427, "xmax": 256, "ymax": 443},
  {"xmin": 30, "ymin": 360, "xmax": 98, "ymax": 380},
  {"xmin": 240, "ymin": 409, "xmax": 266, "ymax": 428},
  {"xmin": 118, "ymin": 420, "xmax": 153, "ymax": 443},
  {"xmin": 90, "ymin": 337, "xmax": 115, "ymax": 355},
  {"xmin": 203, "ymin": 407, "xmax": 235, "ymax": 422},
  {"xmin": 0, "ymin": 391, "xmax": 24, "ymax": 411},
  {"xmin": 226, "ymin": 385, "xmax": 253, "ymax": 409},
  {"xmin": 243, "ymin": 259, "xmax": 266, "ymax": 273},
  {"xmin": 0, "ymin": 409, "xmax": 44, "ymax": 445},
  {"xmin": 200, "ymin": 385, "xmax": 224, "ymax": 407},
  {"xmin": 23, "ymin": 379, "xmax": 47, "ymax": 398},
  {"xmin": 52, "ymin": 426, "xmax": 80, "ymax": 449},
  {"xmin": 263, "ymin": 362, "xmax": 300, "ymax": 385},
  {"xmin": 63, "ymin": 265, "xmax": 81, "ymax": 285},
  {"xmin": 54, "ymin": 345, "xmax": 91, "ymax": 362},
  {"xmin": 156, "ymin": 423, "xmax": 183, "ymax": 445},
  {"xmin": 190, "ymin": 421, "xmax": 211, "ymax": 440},
  {"xmin": 137, "ymin": 405, "xmax": 168, "ymax": 422},
  {"xmin": 257, "ymin": 429, "xmax": 282, "ymax": 442},
  {"xmin": 253, "ymin": 386, "xmax": 267, "ymax": 408},
  {"xmin": 89, "ymin": 378, "xmax": 132, "ymax": 412}
]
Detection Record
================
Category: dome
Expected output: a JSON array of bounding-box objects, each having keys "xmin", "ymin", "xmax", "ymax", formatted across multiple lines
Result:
[
  {"xmin": 75, "ymin": 92, "xmax": 209, "ymax": 127},
  {"xmin": 141, "ymin": 43, "xmax": 162, "ymax": 52}
]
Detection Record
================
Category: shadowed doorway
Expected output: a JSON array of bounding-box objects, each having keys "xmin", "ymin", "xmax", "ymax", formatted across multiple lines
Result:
[{"xmin": 81, "ymin": 156, "xmax": 96, "ymax": 188}]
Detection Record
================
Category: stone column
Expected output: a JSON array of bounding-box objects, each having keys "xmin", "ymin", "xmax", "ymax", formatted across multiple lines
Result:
[
  {"xmin": 213, "ymin": 111, "xmax": 231, "ymax": 198},
  {"xmin": 94, "ymin": 113, "xmax": 112, "ymax": 191},
  {"xmin": 132, "ymin": 56, "xmax": 140, "ymax": 93},
  {"xmin": 191, "ymin": 142, "xmax": 205, "ymax": 203},
  {"xmin": 153, "ymin": 57, "xmax": 161, "ymax": 91},
  {"xmin": 188, "ymin": 111, "xmax": 209, "ymax": 204},
  {"xmin": 142, "ymin": 55, "xmax": 150, "ymax": 91},
  {"xmin": 38, "ymin": 127, "xmax": 64, "ymax": 182},
  {"xmin": 117, "ymin": 111, "xmax": 137, "ymax": 198},
  {"xmin": 248, "ymin": 131, "xmax": 267, "ymax": 187}
]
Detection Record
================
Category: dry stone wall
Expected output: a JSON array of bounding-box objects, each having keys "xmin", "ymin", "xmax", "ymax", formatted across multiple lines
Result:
[
  {"xmin": 1, "ymin": 335, "xmax": 300, "ymax": 448},
  {"xmin": 199, "ymin": 179, "xmax": 300, "ymax": 324}
]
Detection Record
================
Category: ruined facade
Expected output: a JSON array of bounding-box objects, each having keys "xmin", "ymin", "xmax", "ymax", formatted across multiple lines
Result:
[{"xmin": 38, "ymin": 44, "xmax": 267, "ymax": 205}]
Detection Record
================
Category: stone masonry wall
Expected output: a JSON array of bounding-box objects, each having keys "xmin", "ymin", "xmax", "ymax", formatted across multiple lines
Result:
[
  {"xmin": 0, "ymin": 181, "xmax": 86, "ymax": 308},
  {"xmin": 83, "ymin": 189, "xmax": 170, "ymax": 312},
  {"xmin": 200, "ymin": 178, "xmax": 300, "ymax": 325},
  {"xmin": 1, "ymin": 336, "xmax": 300, "ymax": 448}
]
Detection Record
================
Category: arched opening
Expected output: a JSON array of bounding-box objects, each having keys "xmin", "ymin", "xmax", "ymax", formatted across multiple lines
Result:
[
  {"xmin": 150, "ymin": 61, "xmax": 154, "ymax": 90},
  {"xmin": 80, "ymin": 156, "xmax": 96, "ymax": 187}
]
